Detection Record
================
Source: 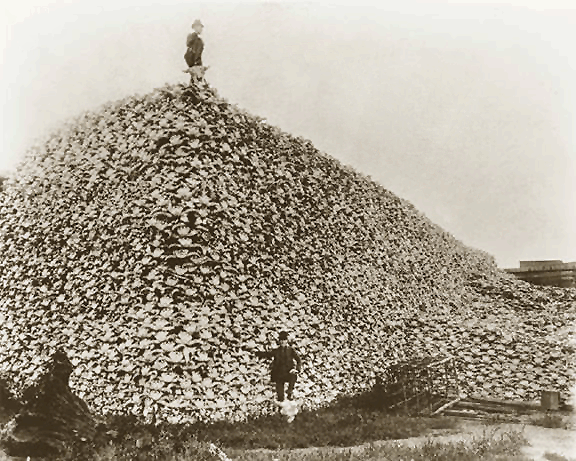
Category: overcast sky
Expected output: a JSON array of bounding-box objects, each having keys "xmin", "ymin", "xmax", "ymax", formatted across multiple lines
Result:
[{"xmin": 1, "ymin": 0, "xmax": 575, "ymax": 268}]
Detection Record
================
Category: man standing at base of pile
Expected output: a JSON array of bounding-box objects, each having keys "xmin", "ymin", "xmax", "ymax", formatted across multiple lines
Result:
[
  {"xmin": 184, "ymin": 19, "xmax": 207, "ymax": 83},
  {"xmin": 254, "ymin": 331, "xmax": 302, "ymax": 403}
]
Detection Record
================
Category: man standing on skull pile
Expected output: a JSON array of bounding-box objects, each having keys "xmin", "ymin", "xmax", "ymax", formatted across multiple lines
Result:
[
  {"xmin": 184, "ymin": 19, "xmax": 206, "ymax": 83},
  {"xmin": 254, "ymin": 331, "xmax": 302, "ymax": 403}
]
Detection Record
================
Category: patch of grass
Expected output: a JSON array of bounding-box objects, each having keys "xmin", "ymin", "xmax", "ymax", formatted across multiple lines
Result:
[
  {"xmin": 193, "ymin": 393, "xmax": 457, "ymax": 450},
  {"xmin": 6, "ymin": 392, "xmax": 527, "ymax": 460},
  {"xmin": 197, "ymin": 410, "xmax": 455, "ymax": 450},
  {"xmin": 229, "ymin": 427, "xmax": 529, "ymax": 461},
  {"xmin": 58, "ymin": 436, "xmax": 222, "ymax": 461},
  {"xmin": 52, "ymin": 418, "xmax": 224, "ymax": 461},
  {"xmin": 530, "ymin": 413, "xmax": 570, "ymax": 429},
  {"xmin": 54, "ymin": 426, "xmax": 528, "ymax": 461},
  {"xmin": 42, "ymin": 392, "xmax": 457, "ymax": 459}
]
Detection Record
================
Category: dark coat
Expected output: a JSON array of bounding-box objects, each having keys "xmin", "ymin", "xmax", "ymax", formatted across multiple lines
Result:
[
  {"xmin": 256, "ymin": 346, "xmax": 302, "ymax": 383},
  {"xmin": 185, "ymin": 32, "xmax": 204, "ymax": 67}
]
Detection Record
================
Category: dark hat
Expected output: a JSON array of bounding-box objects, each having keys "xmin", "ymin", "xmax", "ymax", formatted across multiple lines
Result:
[{"xmin": 279, "ymin": 331, "xmax": 289, "ymax": 340}]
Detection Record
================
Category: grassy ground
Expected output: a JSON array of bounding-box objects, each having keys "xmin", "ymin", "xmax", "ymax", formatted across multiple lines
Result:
[
  {"xmin": 228, "ymin": 428, "xmax": 530, "ymax": 461},
  {"xmin": 189, "ymin": 396, "xmax": 458, "ymax": 450},
  {"xmin": 34, "ymin": 393, "xmax": 532, "ymax": 461},
  {"xmin": 528, "ymin": 412, "xmax": 573, "ymax": 430},
  {"xmin": 52, "ymin": 426, "xmax": 529, "ymax": 461}
]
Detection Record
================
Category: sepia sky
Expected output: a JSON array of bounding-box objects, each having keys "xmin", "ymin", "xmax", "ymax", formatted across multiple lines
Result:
[{"xmin": 1, "ymin": 0, "xmax": 575, "ymax": 269}]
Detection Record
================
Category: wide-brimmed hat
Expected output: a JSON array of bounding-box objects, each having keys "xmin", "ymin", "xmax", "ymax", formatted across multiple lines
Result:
[
  {"xmin": 192, "ymin": 19, "xmax": 204, "ymax": 28},
  {"xmin": 279, "ymin": 331, "xmax": 289, "ymax": 340}
]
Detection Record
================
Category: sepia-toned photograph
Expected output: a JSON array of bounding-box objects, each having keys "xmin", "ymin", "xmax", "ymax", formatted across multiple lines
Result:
[{"xmin": 1, "ymin": 1, "xmax": 575, "ymax": 459}]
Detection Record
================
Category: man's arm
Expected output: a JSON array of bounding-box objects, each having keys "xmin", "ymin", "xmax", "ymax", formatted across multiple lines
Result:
[
  {"xmin": 254, "ymin": 348, "xmax": 275, "ymax": 359},
  {"xmin": 186, "ymin": 33, "xmax": 196, "ymax": 48},
  {"xmin": 291, "ymin": 348, "xmax": 302, "ymax": 372}
]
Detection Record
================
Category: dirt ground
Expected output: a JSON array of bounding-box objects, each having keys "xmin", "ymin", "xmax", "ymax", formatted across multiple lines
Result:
[
  {"xmin": 518, "ymin": 424, "xmax": 575, "ymax": 460},
  {"xmin": 389, "ymin": 420, "xmax": 576, "ymax": 461}
]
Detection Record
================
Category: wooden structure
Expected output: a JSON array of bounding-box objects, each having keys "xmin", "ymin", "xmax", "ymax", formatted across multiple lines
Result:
[{"xmin": 375, "ymin": 355, "xmax": 460, "ymax": 415}]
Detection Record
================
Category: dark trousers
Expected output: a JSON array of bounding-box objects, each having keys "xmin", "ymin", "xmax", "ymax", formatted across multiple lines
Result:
[{"xmin": 275, "ymin": 375, "xmax": 296, "ymax": 401}]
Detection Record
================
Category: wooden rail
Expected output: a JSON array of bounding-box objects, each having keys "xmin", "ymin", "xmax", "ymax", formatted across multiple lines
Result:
[{"xmin": 375, "ymin": 355, "xmax": 461, "ymax": 415}]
